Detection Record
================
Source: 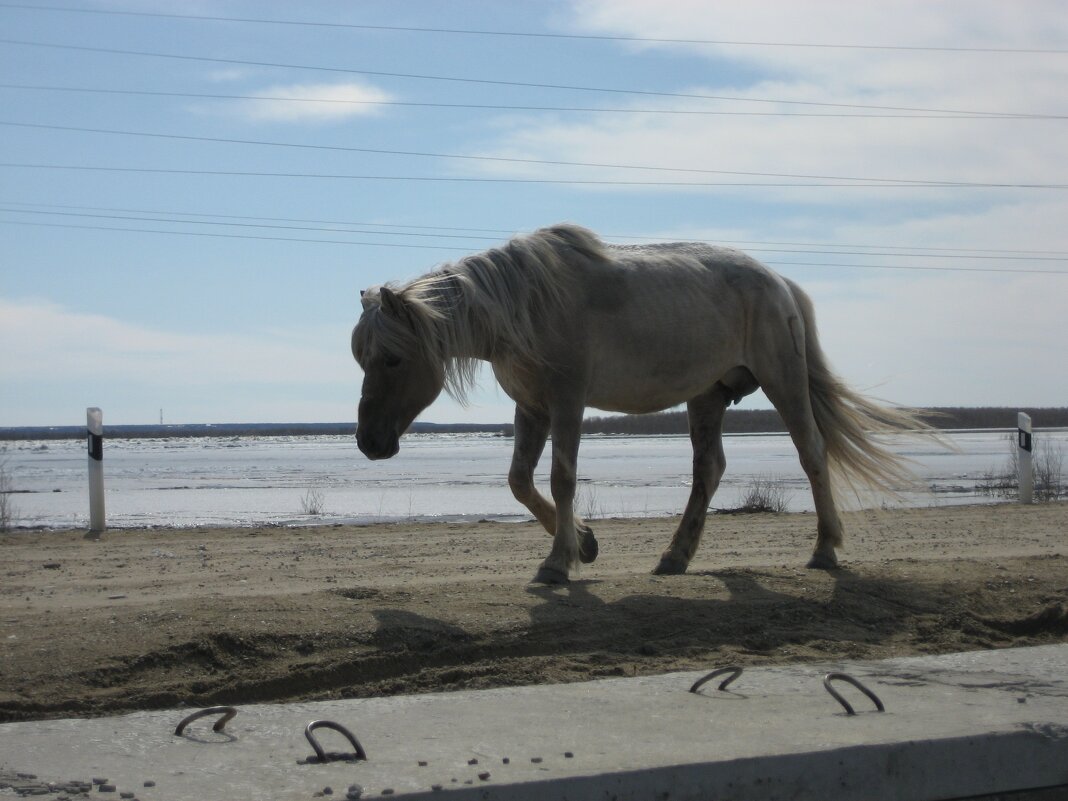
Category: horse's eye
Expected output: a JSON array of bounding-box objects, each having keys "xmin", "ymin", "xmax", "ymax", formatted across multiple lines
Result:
[{"xmin": 384, "ymin": 355, "xmax": 402, "ymax": 368}]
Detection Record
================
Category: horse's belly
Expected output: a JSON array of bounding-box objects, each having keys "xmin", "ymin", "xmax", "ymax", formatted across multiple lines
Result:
[
  {"xmin": 586, "ymin": 358, "xmax": 727, "ymax": 413},
  {"xmin": 585, "ymin": 291, "xmax": 746, "ymax": 398}
]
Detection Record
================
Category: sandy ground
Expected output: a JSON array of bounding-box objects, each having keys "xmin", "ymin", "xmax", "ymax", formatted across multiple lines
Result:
[{"xmin": 1, "ymin": 502, "xmax": 1066, "ymax": 723}]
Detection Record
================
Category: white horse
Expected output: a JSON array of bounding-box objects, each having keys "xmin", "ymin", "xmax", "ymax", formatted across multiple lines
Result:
[{"xmin": 352, "ymin": 224, "xmax": 929, "ymax": 585}]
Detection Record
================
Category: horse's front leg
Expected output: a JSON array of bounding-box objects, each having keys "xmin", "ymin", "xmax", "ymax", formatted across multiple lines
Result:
[
  {"xmin": 531, "ymin": 406, "xmax": 584, "ymax": 585},
  {"xmin": 509, "ymin": 405, "xmax": 598, "ymax": 566}
]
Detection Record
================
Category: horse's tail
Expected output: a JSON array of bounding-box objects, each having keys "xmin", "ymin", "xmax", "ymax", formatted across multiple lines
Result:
[{"xmin": 786, "ymin": 279, "xmax": 940, "ymax": 502}]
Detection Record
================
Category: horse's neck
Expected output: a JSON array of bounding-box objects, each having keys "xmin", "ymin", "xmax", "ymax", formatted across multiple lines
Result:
[{"xmin": 426, "ymin": 272, "xmax": 495, "ymax": 362}]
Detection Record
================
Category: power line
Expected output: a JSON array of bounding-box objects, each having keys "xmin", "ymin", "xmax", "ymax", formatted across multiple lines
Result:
[
  {"xmin": 0, "ymin": 207, "xmax": 497, "ymax": 242},
  {"xmin": 761, "ymin": 260, "xmax": 1068, "ymax": 275},
  {"xmin": 3, "ymin": 207, "xmax": 1066, "ymax": 262},
  {"xmin": 3, "ymin": 217, "xmax": 1067, "ymax": 275},
  {"xmin": 5, "ymin": 200, "xmax": 1067, "ymax": 259},
  {"xmin": 0, "ymin": 218, "xmax": 464, "ymax": 251},
  {"xmin": 1, "ymin": 38, "xmax": 1053, "ymax": 119},
  {"xmin": 7, "ymin": 119, "xmax": 1058, "ymax": 187},
  {"xmin": 4, "ymin": 161, "xmax": 1065, "ymax": 189},
  {"xmin": 2, "ymin": 3, "xmax": 1065, "ymax": 55},
  {"xmin": 0, "ymin": 200, "xmax": 518, "ymax": 238},
  {"xmin": 4, "ymin": 83, "xmax": 1059, "ymax": 120}
]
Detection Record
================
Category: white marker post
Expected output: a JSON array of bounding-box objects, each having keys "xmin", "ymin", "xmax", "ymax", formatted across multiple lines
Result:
[
  {"xmin": 1018, "ymin": 412, "xmax": 1033, "ymax": 505},
  {"xmin": 87, "ymin": 407, "xmax": 106, "ymax": 532}
]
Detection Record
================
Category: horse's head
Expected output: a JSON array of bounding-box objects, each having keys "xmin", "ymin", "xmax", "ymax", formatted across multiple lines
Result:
[{"xmin": 352, "ymin": 286, "xmax": 445, "ymax": 460}]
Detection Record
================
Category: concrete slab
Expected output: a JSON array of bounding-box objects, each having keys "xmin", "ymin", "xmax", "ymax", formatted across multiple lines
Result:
[{"xmin": 2, "ymin": 644, "xmax": 1067, "ymax": 801}]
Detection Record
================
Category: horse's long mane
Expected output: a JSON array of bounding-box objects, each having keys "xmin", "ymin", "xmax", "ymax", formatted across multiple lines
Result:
[{"xmin": 356, "ymin": 223, "xmax": 607, "ymax": 402}]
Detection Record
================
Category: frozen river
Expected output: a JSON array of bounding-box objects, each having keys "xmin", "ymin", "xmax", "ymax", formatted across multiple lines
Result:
[{"xmin": 2, "ymin": 429, "xmax": 1064, "ymax": 529}]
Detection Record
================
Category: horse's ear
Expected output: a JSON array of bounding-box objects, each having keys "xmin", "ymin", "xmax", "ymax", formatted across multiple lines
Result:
[{"xmin": 379, "ymin": 286, "xmax": 407, "ymax": 320}]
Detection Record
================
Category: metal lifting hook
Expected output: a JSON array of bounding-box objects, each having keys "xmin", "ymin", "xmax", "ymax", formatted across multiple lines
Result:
[
  {"xmin": 688, "ymin": 666, "xmax": 744, "ymax": 694},
  {"xmin": 304, "ymin": 720, "xmax": 368, "ymax": 763},
  {"xmin": 174, "ymin": 706, "xmax": 239, "ymax": 736},
  {"xmin": 823, "ymin": 673, "xmax": 885, "ymax": 715}
]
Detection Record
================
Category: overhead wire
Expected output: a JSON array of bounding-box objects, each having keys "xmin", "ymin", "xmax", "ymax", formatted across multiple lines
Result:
[
  {"xmin": 5, "ymin": 160, "xmax": 1065, "ymax": 189},
  {"xmin": 2, "ymin": 3, "xmax": 1066, "ymax": 55},
  {"xmin": 2, "ymin": 201, "xmax": 1066, "ymax": 259},
  {"xmin": 2, "ymin": 15, "xmax": 1064, "ymax": 277},
  {"xmin": 1, "ymin": 38, "xmax": 1055, "ymax": 119},
  {"xmin": 0, "ymin": 200, "xmax": 518, "ymax": 237},
  {"xmin": 3, "ymin": 83, "xmax": 1060, "ymax": 120},
  {"xmin": 4, "ymin": 120, "xmax": 1063, "ymax": 187},
  {"xmin": 2, "ymin": 206, "xmax": 1066, "ymax": 262},
  {"xmin": 2, "ymin": 215, "xmax": 1066, "ymax": 276}
]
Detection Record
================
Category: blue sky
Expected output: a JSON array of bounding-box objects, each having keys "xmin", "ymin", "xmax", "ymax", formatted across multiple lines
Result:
[{"xmin": 2, "ymin": 0, "xmax": 1066, "ymax": 427}]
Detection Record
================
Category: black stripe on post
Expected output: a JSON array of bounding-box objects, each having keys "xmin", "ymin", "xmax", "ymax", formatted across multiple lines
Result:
[
  {"xmin": 88, "ymin": 432, "xmax": 103, "ymax": 461},
  {"xmin": 1018, "ymin": 429, "xmax": 1032, "ymax": 453}
]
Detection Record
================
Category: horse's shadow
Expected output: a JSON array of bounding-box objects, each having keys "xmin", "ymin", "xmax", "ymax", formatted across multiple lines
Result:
[
  {"xmin": 369, "ymin": 608, "xmax": 473, "ymax": 651},
  {"xmin": 516, "ymin": 565, "xmax": 938, "ymax": 662},
  {"xmin": 358, "ymin": 566, "xmax": 945, "ymax": 688}
]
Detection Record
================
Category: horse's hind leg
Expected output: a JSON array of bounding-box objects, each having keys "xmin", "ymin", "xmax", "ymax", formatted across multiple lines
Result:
[
  {"xmin": 509, "ymin": 405, "xmax": 597, "ymax": 566},
  {"xmin": 654, "ymin": 384, "xmax": 731, "ymax": 575},
  {"xmin": 508, "ymin": 406, "xmax": 555, "ymax": 531},
  {"xmin": 759, "ymin": 375, "xmax": 843, "ymax": 570}
]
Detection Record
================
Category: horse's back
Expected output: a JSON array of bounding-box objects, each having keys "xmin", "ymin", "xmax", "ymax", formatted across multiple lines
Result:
[
  {"xmin": 580, "ymin": 240, "xmax": 799, "ymax": 336},
  {"xmin": 603, "ymin": 240, "xmax": 788, "ymax": 295}
]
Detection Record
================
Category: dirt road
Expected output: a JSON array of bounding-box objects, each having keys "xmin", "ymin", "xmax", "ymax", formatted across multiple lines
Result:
[{"xmin": 2, "ymin": 502, "xmax": 1066, "ymax": 722}]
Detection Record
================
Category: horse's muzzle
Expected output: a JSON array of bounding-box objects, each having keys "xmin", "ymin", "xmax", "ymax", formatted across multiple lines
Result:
[{"xmin": 356, "ymin": 428, "xmax": 400, "ymax": 460}]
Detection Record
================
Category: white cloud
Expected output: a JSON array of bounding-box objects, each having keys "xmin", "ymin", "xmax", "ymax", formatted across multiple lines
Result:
[
  {"xmin": 568, "ymin": 0, "xmax": 1068, "ymax": 69},
  {"xmin": 238, "ymin": 82, "xmax": 394, "ymax": 122},
  {"xmin": 465, "ymin": 1, "xmax": 1067, "ymax": 208},
  {"xmin": 804, "ymin": 269, "xmax": 1068, "ymax": 408},
  {"xmin": 0, "ymin": 298, "xmax": 347, "ymax": 385},
  {"xmin": 0, "ymin": 298, "xmax": 366, "ymax": 425}
]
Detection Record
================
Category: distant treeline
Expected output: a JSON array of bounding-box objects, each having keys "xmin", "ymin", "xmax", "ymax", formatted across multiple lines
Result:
[{"xmin": 2, "ymin": 407, "xmax": 1065, "ymax": 441}]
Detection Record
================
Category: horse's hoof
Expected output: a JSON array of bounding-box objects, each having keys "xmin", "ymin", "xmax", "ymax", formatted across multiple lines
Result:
[
  {"xmin": 806, "ymin": 552, "xmax": 839, "ymax": 570},
  {"xmin": 652, "ymin": 557, "xmax": 688, "ymax": 576},
  {"xmin": 532, "ymin": 566, "xmax": 570, "ymax": 585},
  {"xmin": 579, "ymin": 527, "xmax": 599, "ymax": 564}
]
